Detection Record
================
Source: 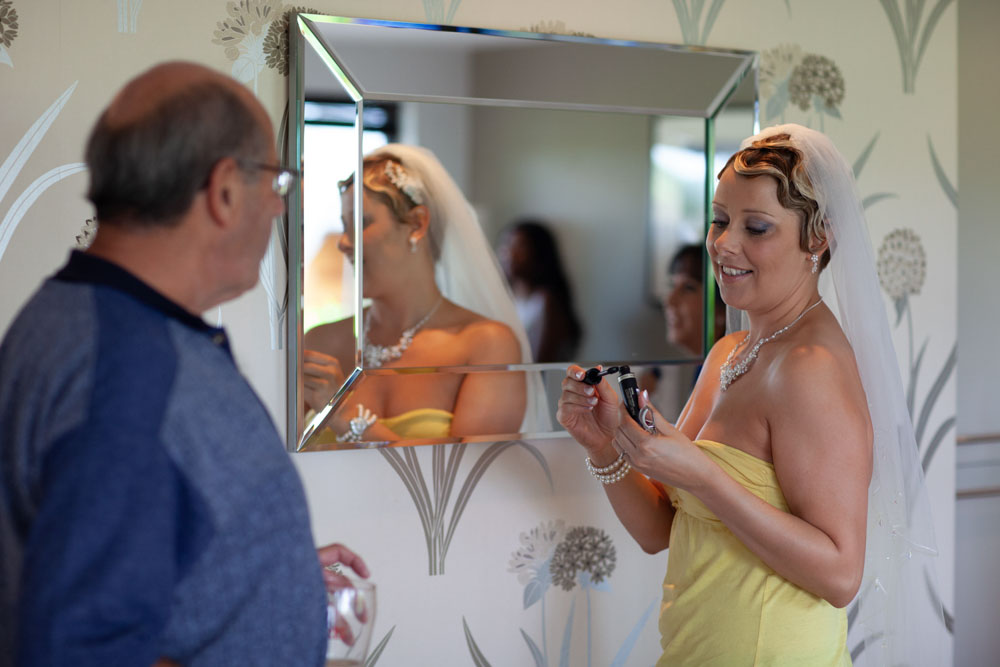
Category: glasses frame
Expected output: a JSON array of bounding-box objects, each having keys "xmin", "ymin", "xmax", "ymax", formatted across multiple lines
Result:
[{"xmin": 238, "ymin": 159, "xmax": 301, "ymax": 196}]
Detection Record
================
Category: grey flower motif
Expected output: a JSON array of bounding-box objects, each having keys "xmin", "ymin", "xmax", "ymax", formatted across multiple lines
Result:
[
  {"xmin": 75, "ymin": 218, "xmax": 98, "ymax": 250},
  {"xmin": 877, "ymin": 228, "xmax": 926, "ymax": 300},
  {"xmin": 522, "ymin": 20, "xmax": 595, "ymax": 38},
  {"xmin": 263, "ymin": 6, "xmax": 318, "ymax": 76},
  {"xmin": 0, "ymin": 0, "xmax": 19, "ymax": 49},
  {"xmin": 550, "ymin": 526, "xmax": 616, "ymax": 591},
  {"xmin": 759, "ymin": 44, "xmax": 803, "ymax": 99},
  {"xmin": 508, "ymin": 519, "xmax": 565, "ymax": 586},
  {"xmin": 212, "ymin": 0, "xmax": 281, "ymax": 62},
  {"xmin": 788, "ymin": 54, "xmax": 845, "ymax": 112}
]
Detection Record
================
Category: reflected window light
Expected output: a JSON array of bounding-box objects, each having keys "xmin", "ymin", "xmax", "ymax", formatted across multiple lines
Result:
[{"xmin": 302, "ymin": 101, "xmax": 397, "ymax": 331}]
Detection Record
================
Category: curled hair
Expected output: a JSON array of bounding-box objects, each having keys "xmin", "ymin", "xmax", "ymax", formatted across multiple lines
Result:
[
  {"xmin": 338, "ymin": 153, "xmax": 440, "ymax": 260},
  {"xmin": 85, "ymin": 82, "xmax": 270, "ymax": 226},
  {"xmin": 718, "ymin": 133, "xmax": 830, "ymax": 270}
]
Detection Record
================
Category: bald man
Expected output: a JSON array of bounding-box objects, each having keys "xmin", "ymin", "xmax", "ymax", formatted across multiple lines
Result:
[{"xmin": 0, "ymin": 62, "xmax": 350, "ymax": 666}]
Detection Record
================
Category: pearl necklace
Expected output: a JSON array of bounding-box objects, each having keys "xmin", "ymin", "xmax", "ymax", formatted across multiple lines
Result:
[
  {"xmin": 363, "ymin": 297, "xmax": 443, "ymax": 368},
  {"xmin": 719, "ymin": 299, "xmax": 823, "ymax": 391}
]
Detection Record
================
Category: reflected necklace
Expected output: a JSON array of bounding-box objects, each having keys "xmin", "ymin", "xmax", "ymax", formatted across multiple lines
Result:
[
  {"xmin": 719, "ymin": 298, "xmax": 823, "ymax": 391},
  {"xmin": 363, "ymin": 296, "xmax": 444, "ymax": 367}
]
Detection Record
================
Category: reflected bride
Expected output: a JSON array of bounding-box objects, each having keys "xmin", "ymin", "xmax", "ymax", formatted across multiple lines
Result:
[{"xmin": 303, "ymin": 144, "xmax": 547, "ymax": 445}]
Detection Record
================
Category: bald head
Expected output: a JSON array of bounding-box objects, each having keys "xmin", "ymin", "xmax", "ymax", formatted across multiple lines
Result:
[{"xmin": 85, "ymin": 61, "xmax": 274, "ymax": 226}]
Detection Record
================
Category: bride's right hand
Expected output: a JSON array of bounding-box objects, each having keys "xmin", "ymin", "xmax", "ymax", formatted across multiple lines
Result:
[
  {"xmin": 556, "ymin": 365, "xmax": 621, "ymax": 453},
  {"xmin": 303, "ymin": 349, "xmax": 346, "ymax": 411}
]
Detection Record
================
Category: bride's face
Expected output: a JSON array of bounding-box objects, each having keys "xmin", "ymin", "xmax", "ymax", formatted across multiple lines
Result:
[
  {"xmin": 339, "ymin": 186, "xmax": 413, "ymax": 297},
  {"xmin": 707, "ymin": 168, "xmax": 812, "ymax": 314}
]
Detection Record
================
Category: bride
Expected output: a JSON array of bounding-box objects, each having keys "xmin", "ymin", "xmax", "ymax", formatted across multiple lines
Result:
[
  {"xmin": 558, "ymin": 125, "xmax": 947, "ymax": 665},
  {"xmin": 303, "ymin": 144, "xmax": 545, "ymax": 444}
]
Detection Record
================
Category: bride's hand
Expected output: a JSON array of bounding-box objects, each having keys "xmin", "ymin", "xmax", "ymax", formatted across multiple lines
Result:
[
  {"xmin": 556, "ymin": 365, "xmax": 621, "ymax": 453},
  {"xmin": 303, "ymin": 349, "xmax": 346, "ymax": 411},
  {"xmin": 612, "ymin": 394, "xmax": 710, "ymax": 491}
]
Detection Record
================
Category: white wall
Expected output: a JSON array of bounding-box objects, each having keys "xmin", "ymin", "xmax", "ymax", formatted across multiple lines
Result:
[
  {"xmin": 955, "ymin": 0, "xmax": 1000, "ymax": 664},
  {"xmin": 0, "ymin": 0, "xmax": 960, "ymax": 664}
]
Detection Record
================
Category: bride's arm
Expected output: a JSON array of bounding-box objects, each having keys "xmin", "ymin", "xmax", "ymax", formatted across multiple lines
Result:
[
  {"xmin": 657, "ymin": 344, "xmax": 871, "ymax": 607},
  {"xmin": 449, "ymin": 320, "xmax": 527, "ymax": 436}
]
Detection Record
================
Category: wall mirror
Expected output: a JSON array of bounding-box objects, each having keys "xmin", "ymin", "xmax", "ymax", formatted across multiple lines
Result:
[{"xmin": 286, "ymin": 15, "xmax": 757, "ymax": 452}]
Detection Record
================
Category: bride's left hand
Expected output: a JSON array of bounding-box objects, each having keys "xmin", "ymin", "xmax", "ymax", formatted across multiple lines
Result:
[{"xmin": 612, "ymin": 394, "xmax": 710, "ymax": 491}]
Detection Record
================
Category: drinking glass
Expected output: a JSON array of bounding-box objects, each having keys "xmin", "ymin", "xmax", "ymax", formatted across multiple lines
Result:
[{"xmin": 325, "ymin": 578, "xmax": 376, "ymax": 666}]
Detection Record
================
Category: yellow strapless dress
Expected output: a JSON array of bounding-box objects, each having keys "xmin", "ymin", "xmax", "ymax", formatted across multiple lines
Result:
[
  {"xmin": 379, "ymin": 408, "xmax": 453, "ymax": 438},
  {"xmin": 657, "ymin": 440, "xmax": 851, "ymax": 667}
]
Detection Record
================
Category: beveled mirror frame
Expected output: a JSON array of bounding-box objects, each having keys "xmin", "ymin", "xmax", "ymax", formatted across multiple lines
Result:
[{"xmin": 286, "ymin": 14, "xmax": 758, "ymax": 452}]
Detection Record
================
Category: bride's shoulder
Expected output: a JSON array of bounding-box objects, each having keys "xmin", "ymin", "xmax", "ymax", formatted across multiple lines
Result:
[
  {"xmin": 439, "ymin": 302, "xmax": 520, "ymax": 360},
  {"xmin": 304, "ymin": 316, "xmax": 355, "ymax": 348},
  {"xmin": 707, "ymin": 330, "xmax": 748, "ymax": 360},
  {"xmin": 770, "ymin": 325, "xmax": 862, "ymax": 399}
]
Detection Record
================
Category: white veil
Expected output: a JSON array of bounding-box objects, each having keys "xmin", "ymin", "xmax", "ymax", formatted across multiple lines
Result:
[
  {"xmin": 728, "ymin": 125, "xmax": 948, "ymax": 665},
  {"xmin": 369, "ymin": 143, "xmax": 552, "ymax": 435}
]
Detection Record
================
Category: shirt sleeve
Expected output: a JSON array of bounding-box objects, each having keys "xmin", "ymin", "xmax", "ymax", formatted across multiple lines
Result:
[{"xmin": 17, "ymin": 421, "xmax": 212, "ymax": 666}]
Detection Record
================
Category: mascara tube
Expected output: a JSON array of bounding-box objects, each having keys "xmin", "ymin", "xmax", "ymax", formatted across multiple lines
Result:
[{"xmin": 617, "ymin": 365, "xmax": 642, "ymax": 426}]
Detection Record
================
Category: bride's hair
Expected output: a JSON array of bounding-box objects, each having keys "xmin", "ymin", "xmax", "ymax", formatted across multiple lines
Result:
[
  {"xmin": 338, "ymin": 153, "xmax": 442, "ymax": 261},
  {"xmin": 720, "ymin": 133, "xmax": 830, "ymax": 271}
]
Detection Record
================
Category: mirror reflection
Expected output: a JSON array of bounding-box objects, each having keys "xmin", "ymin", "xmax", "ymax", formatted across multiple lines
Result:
[
  {"xmin": 288, "ymin": 15, "xmax": 757, "ymax": 450},
  {"xmin": 301, "ymin": 145, "xmax": 546, "ymax": 447}
]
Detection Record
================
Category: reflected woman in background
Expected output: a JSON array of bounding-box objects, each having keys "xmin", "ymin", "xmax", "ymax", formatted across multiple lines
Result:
[
  {"xmin": 497, "ymin": 220, "xmax": 583, "ymax": 363},
  {"xmin": 303, "ymin": 145, "xmax": 546, "ymax": 443},
  {"xmin": 641, "ymin": 243, "xmax": 726, "ymax": 421},
  {"xmin": 558, "ymin": 125, "xmax": 945, "ymax": 665}
]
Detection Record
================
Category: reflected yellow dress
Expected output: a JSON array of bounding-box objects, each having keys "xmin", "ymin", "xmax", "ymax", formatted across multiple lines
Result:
[
  {"xmin": 311, "ymin": 408, "xmax": 453, "ymax": 446},
  {"xmin": 379, "ymin": 408, "xmax": 453, "ymax": 438},
  {"xmin": 657, "ymin": 440, "xmax": 851, "ymax": 667}
]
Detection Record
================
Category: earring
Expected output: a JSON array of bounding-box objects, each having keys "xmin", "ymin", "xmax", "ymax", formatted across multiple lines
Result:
[
  {"xmin": 409, "ymin": 236, "xmax": 418, "ymax": 254},
  {"xmin": 810, "ymin": 253, "xmax": 819, "ymax": 274}
]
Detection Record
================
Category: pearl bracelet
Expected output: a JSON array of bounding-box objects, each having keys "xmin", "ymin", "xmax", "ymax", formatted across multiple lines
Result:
[
  {"xmin": 585, "ymin": 452, "xmax": 631, "ymax": 485},
  {"xmin": 586, "ymin": 452, "xmax": 625, "ymax": 474}
]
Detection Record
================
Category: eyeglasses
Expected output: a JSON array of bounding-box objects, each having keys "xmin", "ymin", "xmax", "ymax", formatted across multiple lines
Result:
[{"xmin": 237, "ymin": 160, "xmax": 301, "ymax": 196}]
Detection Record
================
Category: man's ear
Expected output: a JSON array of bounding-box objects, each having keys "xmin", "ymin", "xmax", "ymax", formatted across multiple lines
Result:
[{"xmin": 203, "ymin": 157, "xmax": 243, "ymax": 229}]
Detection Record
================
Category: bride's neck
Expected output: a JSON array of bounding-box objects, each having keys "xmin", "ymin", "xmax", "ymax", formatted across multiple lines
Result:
[
  {"xmin": 368, "ymin": 272, "xmax": 442, "ymax": 334},
  {"xmin": 744, "ymin": 289, "xmax": 822, "ymax": 343}
]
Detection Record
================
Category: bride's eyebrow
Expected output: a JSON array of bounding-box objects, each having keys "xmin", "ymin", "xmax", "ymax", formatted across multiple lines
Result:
[{"xmin": 741, "ymin": 208, "xmax": 777, "ymax": 219}]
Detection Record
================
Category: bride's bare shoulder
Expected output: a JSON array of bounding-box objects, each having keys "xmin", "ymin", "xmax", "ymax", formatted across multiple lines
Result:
[
  {"xmin": 769, "ymin": 320, "xmax": 865, "ymax": 406},
  {"xmin": 441, "ymin": 302, "xmax": 520, "ymax": 363},
  {"xmin": 304, "ymin": 317, "xmax": 355, "ymax": 352}
]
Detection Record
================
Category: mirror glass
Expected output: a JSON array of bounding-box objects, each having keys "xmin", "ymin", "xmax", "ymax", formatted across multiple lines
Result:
[{"xmin": 287, "ymin": 15, "xmax": 757, "ymax": 451}]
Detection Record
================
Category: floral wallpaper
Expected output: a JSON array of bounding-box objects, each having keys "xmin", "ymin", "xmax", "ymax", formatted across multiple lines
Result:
[
  {"xmin": 0, "ymin": 0, "xmax": 17, "ymax": 66},
  {"xmin": 0, "ymin": 0, "xmax": 957, "ymax": 664}
]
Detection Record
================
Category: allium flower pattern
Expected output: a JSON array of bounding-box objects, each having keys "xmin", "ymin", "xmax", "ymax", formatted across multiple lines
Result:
[
  {"xmin": 76, "ymin": 218, "xmax": 98, "ymax": 250},
  {"xmin": 263, "ymin": 6, "xmax": 318, "ymax": 76},
  {"xmin": 0, "ymin": 0, "xmax": 16, "ymax": 47},
  {"xmin": 508, "ymin": 519, "xmax": 565, "ymax": 586},
  {"xmin": 760, "ymin": 43, "xmax": 845, "ymax": 128},
  {"xmin": 212, "ymin": 0, "xmax": 281, "ymax": 92},
  {"xmin": 550, "ymin": 526, "xmax": 616, "ymax": 591},
  {"xmin": 877, "ymin": 228, "xmax": 926, "ymax": 301},
  {"xmin": 788, "ymin": 54, "xmax": 845, "ymax": 112},
  {"xmin": 213, "ymin": 0, "xmax": 280, "ymax": 60},
  {"xmin": 759, "ymin": 43, "xmax": 802, "ymax": 99},
  {"xmin": 522, "ymin": 20, "xmax": 595, "ymax": 38}
]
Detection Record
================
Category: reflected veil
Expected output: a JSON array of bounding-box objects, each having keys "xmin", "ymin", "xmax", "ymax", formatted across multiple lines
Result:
[{"xmin": 368, "ymin": 144, "xmax": 551, "ymax": 434}]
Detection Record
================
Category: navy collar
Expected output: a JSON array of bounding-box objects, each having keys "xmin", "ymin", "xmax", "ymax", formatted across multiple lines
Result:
[{"xmin": 54, "ymin": 250, "xmax": 226, "ymax": 341}]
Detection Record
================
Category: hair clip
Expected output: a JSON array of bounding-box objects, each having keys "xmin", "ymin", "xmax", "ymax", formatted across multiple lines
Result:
[{"xmin": 383, "ymin": 161, "xmax": 425, "ymax": 205}]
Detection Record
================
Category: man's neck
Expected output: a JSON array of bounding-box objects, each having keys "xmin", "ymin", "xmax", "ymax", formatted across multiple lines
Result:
[{"xmin": 86, "ymin": 223, "xmax": 216, "ymax": 315}]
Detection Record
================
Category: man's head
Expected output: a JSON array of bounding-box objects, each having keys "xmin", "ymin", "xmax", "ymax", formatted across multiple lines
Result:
[
  {"xmin": 85, "ymin": 61, "xmax": 273, "ymax": 227},
  {"xmin": 84, "ymin": 62, "xmax": 287, "ymax": 310}
]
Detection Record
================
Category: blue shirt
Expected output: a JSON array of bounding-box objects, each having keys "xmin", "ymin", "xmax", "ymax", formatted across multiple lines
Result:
[{"xmin": 0, "ymin": 251, "xmax": 326, "ymax": 666}]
